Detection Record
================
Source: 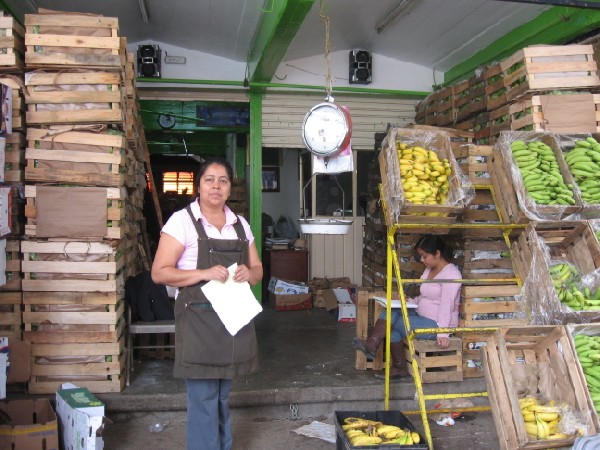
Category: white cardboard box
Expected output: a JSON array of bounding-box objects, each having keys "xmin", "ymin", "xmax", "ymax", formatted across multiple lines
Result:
[
  {"xmin": 56, "ymin": 383, "xmax": 105, "ymax": 450},
  {"xmin": 268, "ymin": 277, "xmax": 309, "ymax": 295}
]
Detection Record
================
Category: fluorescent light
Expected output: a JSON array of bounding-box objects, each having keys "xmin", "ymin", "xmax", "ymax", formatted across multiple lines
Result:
[
  {"xmin": 376, "ymin": 0, "xmax": 417, "ymax": 34},
  {"xmin": 138, "ymin": 0, "xmax": 149, "ymax": 24}
]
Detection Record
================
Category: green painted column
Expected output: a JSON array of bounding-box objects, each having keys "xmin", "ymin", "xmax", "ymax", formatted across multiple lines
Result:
[{"xmin": 249, "ymin": 91, "xmax": 264, "ymax": 301}]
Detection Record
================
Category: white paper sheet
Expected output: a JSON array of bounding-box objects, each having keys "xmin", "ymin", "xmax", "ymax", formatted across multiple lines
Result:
[
  {"xmin": 373, "ymin": 296, "xmax": 417, "ymax": 309},
  {"xmin": 201, "ymin": 263, "xmax": 263, "ymax": 336}
]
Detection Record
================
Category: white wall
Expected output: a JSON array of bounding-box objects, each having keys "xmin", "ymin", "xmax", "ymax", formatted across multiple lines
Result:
[
  {"xmin": 130, "ymin": 42, "xmax": 434, "ymax": 92},
  {"xmin": 262, "ymin": 149, "xmax": 301, "ymax": 234}
]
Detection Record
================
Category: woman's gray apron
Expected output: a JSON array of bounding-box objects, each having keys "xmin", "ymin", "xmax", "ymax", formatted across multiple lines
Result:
[{"xmin": 173, "ymin": 205, "xmax": 259, "ymax": 379}]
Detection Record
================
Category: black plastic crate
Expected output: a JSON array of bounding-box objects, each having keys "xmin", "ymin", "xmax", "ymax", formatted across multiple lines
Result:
[{"xmin": 335, "ymin": 410, "xmax": 428, "ymax": 449}]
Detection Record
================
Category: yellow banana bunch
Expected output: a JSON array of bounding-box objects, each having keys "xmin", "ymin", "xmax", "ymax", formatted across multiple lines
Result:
[
  {"xmin": 343, "ymin": 417, "xmax": 422, "ymax": 445},
  {"xmin": 349, "ymin": 435, "xmax": 382, "ymax": 446},
  {"xmin": 519, "ymin": 397, "xmax": 575, "ymax": 442}
]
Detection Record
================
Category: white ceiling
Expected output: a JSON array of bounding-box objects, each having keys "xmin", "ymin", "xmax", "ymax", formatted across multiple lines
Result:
[{"xmin": 5, "ymin": 0, "xmax": 551, "ymax": 77}]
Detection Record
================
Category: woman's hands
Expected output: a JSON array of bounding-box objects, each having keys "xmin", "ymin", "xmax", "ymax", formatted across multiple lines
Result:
[
  {"xmin": 204, "ymin": 263, "xmax": 255, "ymax": 284},
  {"xmin": 233, "ymin": 264, "xmax": 252, "ymax": 283},
  {"xmin": 436, "ymin": 336, "xmax": 450, "ymax": 348}
]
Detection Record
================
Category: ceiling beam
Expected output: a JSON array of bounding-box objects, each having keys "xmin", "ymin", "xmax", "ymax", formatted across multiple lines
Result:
[
  {"xmin": 246, "ymin": 0, "xmax": 315, "ymax": 84},
  {"xmin": 444, "ymin": 5, "xmax": 600, "ymax": 85}
]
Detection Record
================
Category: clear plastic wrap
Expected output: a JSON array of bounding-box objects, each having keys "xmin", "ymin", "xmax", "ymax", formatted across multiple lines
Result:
[
  {"xmin": 496, "ymin": 130, "xmax": 582, "ymax": 221},
  {"xmin": 379, "ymin": 128, "xmax": 475, "ymax": 225}
]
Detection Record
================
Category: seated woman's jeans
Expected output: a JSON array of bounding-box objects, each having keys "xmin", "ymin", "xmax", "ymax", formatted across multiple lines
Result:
[{"xmin": 378, "ymin": 309, "xmax": 438, "ymax": 342}]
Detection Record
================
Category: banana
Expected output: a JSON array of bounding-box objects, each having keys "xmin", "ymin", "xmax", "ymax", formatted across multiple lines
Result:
[
  {"xmin": 536, "ymin": 414, "xmax": 549, "ymax": 439},
  {"xmin": 547, "ymin": 433, "xmax": 571, "ymax": 440},
  {"xmin": 529, "ymin": 405, "xmax": 561, "ymax": 414},
  {"xmin": 522, "ymin": 411, "xmax": 536, "ymax": 422},
  {"xmin": 350, "ymin": 435, "xmax": 382, "ymax": 446},
  {"xmin": 535, "ymin": 412, "xmax": 559, "ymax": 422},
  {"xmin": 411, "ymin": 432, "xmax": 420, "ymax": 444},
  {"xmin": 525, "ymin": 421, "xmax": 539, "ymax": 437}
]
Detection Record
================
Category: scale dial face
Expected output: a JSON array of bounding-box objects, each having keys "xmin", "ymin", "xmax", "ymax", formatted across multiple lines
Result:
[
  {"xmin": 302, "ymin": 102, "xmax": 351, "ymax": 157},
  {"xmin": 158, "ymin": 113, "xmax": 176, "ymax": 129}
]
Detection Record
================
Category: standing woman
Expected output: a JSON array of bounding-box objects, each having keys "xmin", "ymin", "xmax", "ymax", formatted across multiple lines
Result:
[
  {"xmin": 353, "ymin": 235, "xmax": 461, "ymax": 379},
  {"xmin": 152, "ymin": 157, "xmax": 263, "ymax": 450}
]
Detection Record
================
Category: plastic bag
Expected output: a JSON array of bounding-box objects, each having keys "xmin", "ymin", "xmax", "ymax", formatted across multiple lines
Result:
[{"xmin": 274, "ymin": 215, "xmax": 299, "ymax": 239}]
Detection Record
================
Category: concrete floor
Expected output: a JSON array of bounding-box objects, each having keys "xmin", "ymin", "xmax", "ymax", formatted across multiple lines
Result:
[{"xmin": 97, "ymin": 308, "xmax": 501, "ymax": 449}]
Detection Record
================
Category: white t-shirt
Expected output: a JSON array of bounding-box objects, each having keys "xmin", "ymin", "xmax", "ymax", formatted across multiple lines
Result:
[{"xmin": 161, "ymin": 200, "xmax": 254, "ymax": 271}]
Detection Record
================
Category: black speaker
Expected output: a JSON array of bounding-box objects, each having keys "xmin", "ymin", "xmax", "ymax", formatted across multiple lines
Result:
[
  {"xmin": 349, "ymin": 50, "xmax": 372, "ymax": 84},
  {"xmin": 137, "ymin": 44, "xmax": 161, "ymax": 78}
]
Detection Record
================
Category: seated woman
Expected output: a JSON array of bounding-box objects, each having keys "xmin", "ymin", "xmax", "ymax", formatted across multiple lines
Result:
[{"xmin": 353, "ymin": 234, "xmax": 462, "ymax": 379}]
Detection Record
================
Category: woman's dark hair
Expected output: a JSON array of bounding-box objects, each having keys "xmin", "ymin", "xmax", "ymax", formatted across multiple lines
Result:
[
  {"xmin": 414, "ymin": 234, "xmax": 454, "ymax": 262},
  {"xmin": 197, "ymin": 157, "xmax": 234, "ymax": 183}
]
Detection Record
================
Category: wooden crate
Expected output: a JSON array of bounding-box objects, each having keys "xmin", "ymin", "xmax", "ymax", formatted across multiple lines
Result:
[
  {"xmin": 24, "ymin": 71, "xmax": 124, "ymax": 125},
  {"xmin": 459, "ymin": 284, "xmax": 524, "ymax": 327},
  {"xmin": 457, "ymin": 333, "xmax": 494, "ymax": 379},
  {"xmin": 0, "ymin": 76, "xmax": 25, "ymax": 131},
  {"xmin": 565, "ymin": 324, "xmax": 600, "ymax": 430},
  {"xmin": 473, "ymin": 111, "xmax": 491, "ymax": 143},
  {"xmin": 490, "ymin": 104, "xmax": 512, "ymax": 138},
  {"xmin": 460, "ymin": 189, "xmax": 502, "ymax": 227},
  {"xmin": 490, "ymin": 132, "xmax": 582, "ymax": 223},
  {"xmin": 454, "ymin": 79, "xmax": 471, "ymax": 122},
  {"xmin": 501, "ymin": 45, "xmax": 600, "ymax": 103},
  {"xmin": 461, "ymin": 237, "xmax": 516, "ymax": 281},
  {"xmin": 485, "ymin": 63, "xmax": 508, "ymax": 111},
  {"xmin": 454, "ymin": 143, "xmax": 493, "ymax": 187},
  {"xmin": 0, "ymin": 239, "xmax": 21, "ymax": 292},
  {"xmin": 20, "ymin": 239, "xmax": 126, "ymax": 293},
  {"xmin": 4, "ymin": 132, "xmax": 25, "ymax": 184},
  {"xmin": 24, "ymin": 13, "xmax": 121, "ymax": 70},
  {"xmin": 482, "ymin": 326, "xmax": 597, "ymax": 450},
  {"xmin": 435, "ymin": 86, "xmax": 455, "ymax": 126},
  {"xmin": 24, "ymin": 184, "xmax": 128, "ymax": 240},
  {"xmin": 405, "ymin": 336, "xmax": 463, "ymax": 383},
  {"xmin": 0, "ymin": 291, "xmax": 22, "ymax": 340},
  {"xmin": 0, "ymin": 17, "xmax": 24, "ymax": 72},
  {"xmin": 379, "ymin": 128, "xmax": 467, "ymax": 228},
  {"xmin": 509, "ymin": 93, "xmax": 600, "ymax": 133},
  {"xmin": 28, "ymin": 336, "xmax": 126, "ymax": 394},
  {"xmin": 469, "ymin": 72, "xmax": 487, "ymax": 116},
  {"xmin": 25, "ymin": 128, "xmax": 132, "ymax": 187},
  {"xmin": 355, "ymin": 290, "xmax": 385, "ymax": 371}
]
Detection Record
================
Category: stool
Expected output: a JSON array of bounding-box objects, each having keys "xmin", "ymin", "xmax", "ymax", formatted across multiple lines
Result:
[{"xmin": 404, "ymin": 337, "xmax": 463, "ymax": 383}]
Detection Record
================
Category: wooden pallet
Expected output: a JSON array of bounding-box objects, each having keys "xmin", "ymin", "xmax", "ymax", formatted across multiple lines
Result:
[
  {"xmin": 482, "ymin": 326, "xmax": 597, "ymax": 450},
  {"xmin": 501, "ymin": 45, "xmax": 600, "ymax": 103},
  {"xmin": 24, "ymin": 71, "xmax": 124, "ymax": 125},
  {"xmin": 0, "ymin": 17, "xmax": 24, "ymax": 72},
  {"xmin": 24, "ymin": 13, "xmax": 122, "ymax": 70},
  {"xmin": 405, "ymin": 337, "xmax": 463, "ymax": 383},
  {"xmin": 20, "ymin": 239, "xmax": 126, "ymax": 292},
  {"xmin": 28, "ymin": 336, "xmax": 126, "ymax": 394},
  {"xmin": 25, "ymin": 128, "xmax": 136, "ymax": 187},
  {"xmin": 24, "ymin": 184, "xmax": 128, "ymax": 240}
]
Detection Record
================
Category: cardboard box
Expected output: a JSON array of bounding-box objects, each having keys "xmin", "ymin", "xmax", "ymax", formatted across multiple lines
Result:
[
  {"xmin": 0, "ymin": 399, "xmax": 59, "ymax": 450},
  {"xmin": 322, "ymin": 288, "xmax": 357, "ymax": 322},
  {"xmin": 268, "ymin": 292, "xmax": 312, "ymax": 311},
  {"xmin": 56, "ymin": 384, "xmax": 106, "ymax": 450},
  {"xmin": 267, "ymin": 277, "xmax": 309, "ymax": 295}
]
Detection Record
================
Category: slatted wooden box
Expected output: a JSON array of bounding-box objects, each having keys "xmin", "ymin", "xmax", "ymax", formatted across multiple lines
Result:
[
  {"xmin": 0, "ymin": 17, "xmax": 24, "ymax": 72},
  {"xmin": 0, "ymin": 76, "xmax": 24, "ymax": 130},
  {"xmin": 509, "ymin": 93, "xmax": 600, "ymax": 132},
  {"xmin": 501, "ymin": 45, "xmax": 600, "ymax": 103},
  {"xmin": 454, "ymin": 79, "xmax": 472, "ymax": 122},
  {"xmin": 405, "ymin": 336, "xmax": 463, "ymax": 383},
  {"xmin": 482, "ymin": 326, "xmax": 597, "ymax": 450},
  {"xmin": 20, "ymin": 239, "xmax": 126, "ymax": 293},
  {"xmin": 473, "ymin": 111, "xmax": 491, "ymax": 143},
  {"xmin": 378, "ymin": 128, "xmax": 469, "ymax": 228},
  {"xmin": 28, "ymin": 335, "xmax": 126, "ymax": 394},
  {"xmin": 355, "ymin": 290, "xmax": 385, "ymax": 371},
  {"xmin": 490, "ymin": 104, "xmax": 512, "ymax": 138},
  {"xmin": 485, "ymin": 63, "xmax": 508, "ymax": 111},
  {"xmin": 436, "ymin": 86, "xmax": 455, "ymax": 126},
  {"xmin": 4, "ymin": 132, "xmax": 25, "ymax": 184},
  {"xmin": 24, "ymin": 185, "xmax": 128, "ymax": 240},
  {"xmin": 458, "ymin": 332, "xmax": 495, "ymax": 379},
  {"xmin": 460, "ymin": 285, "xmax": 524, "ymax": 327},
  {"xmin": 24, "ymin": 13, "xmax": 122, "ymax": 70},
  {"xmin": 460, "ymin": 189, "xmax": 502, "ymax": 228},
  {"xmin": 461, "ymin": 237, "xmax": 516, "ymax": 281},
  {"xmin": 25, "ymin": 128, "xmax": 133, "ymax": 188},
  {"xmin": 489, "ymin": 132, "xmax": 582, "ymax": 224},
  {"xmin": 453, "ymin": 143, "xmax": 493, "ymax": 187},
  {"xmin": 0, "ymin": 239, "xmax": 21, "ymax": 292},
  {"xmin": 0, "ymin": 291, "xmax": 22, "ymax": 340},
  {"xmin": 24, "ymin": 71, "xmax": 124, "ymax": 125},
  {"xmin": 469, "ymin": 72, "xmax": 487, "ymax": 116}
]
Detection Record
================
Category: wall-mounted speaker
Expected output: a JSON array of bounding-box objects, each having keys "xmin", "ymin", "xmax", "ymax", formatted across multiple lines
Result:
[
  {"xmin": 137, "ymin": 44, "xmax": 161, "ymax": 78},
  {"xmin": 349, "ymin": 50, "xmax": 372, "ymax": 84}
]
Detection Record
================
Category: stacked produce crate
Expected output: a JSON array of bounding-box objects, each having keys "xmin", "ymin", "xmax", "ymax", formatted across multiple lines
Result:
[
  {"xmin": 21, "ymin": 10, "xmax": 148, "ymax": 394},
  {"xmin": 0, "ymin": 16, "xmax": 26, "ymax": 344}
]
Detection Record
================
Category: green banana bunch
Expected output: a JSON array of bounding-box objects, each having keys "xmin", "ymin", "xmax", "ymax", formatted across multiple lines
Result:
[
  {"xmin": 551, "ymin": 262, "xmax": 600, "ymax": 310},
  {"xmin": 564, "ymin": 136, "xmax": 600, "ymax": 204},
  {"xmin": 511, "ymin": 140, "xmax": 575, "ymax": 206},
  {"xmin": 574, "ymin": 334, "xmax": 600, "ymax": 415}
]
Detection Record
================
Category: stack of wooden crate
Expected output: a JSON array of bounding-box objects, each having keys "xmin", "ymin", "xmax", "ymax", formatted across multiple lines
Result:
[{"xmin": 21, "ymin": 10, "xmax": 147, "ymax": 394}]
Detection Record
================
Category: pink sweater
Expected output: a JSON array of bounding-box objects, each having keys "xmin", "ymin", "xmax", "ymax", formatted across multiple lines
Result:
[{"xmin": 411, "ymin": 263, "xmax": 462, "ymax": 338}]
